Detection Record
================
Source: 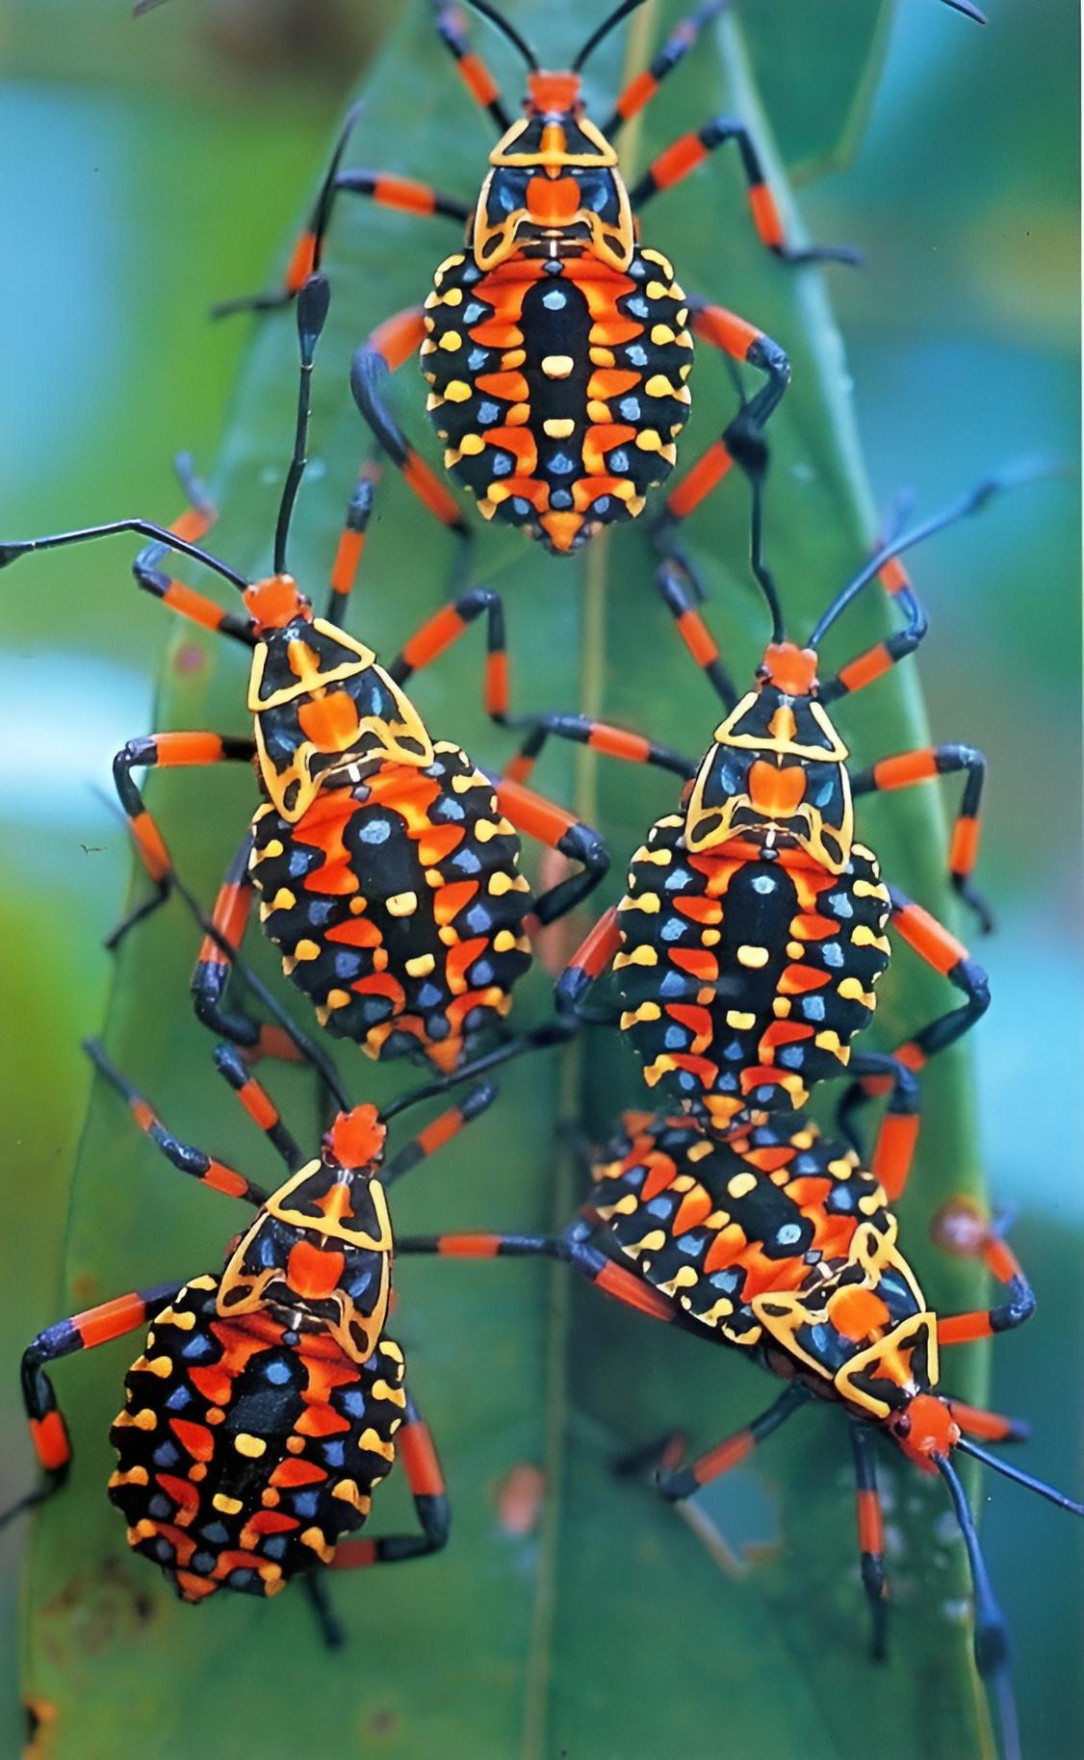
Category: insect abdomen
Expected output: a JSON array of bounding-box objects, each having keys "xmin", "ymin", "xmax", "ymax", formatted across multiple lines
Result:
[
  {"xmin": 250, "ymin": 745, "xmax": 533, "ymax": 1070},
  {"xmin": 423, "ymin": 245, "xmax": 693, "ymax": 554},
  {"xmin": 108, "ymin": 1281, "xmax": 405, "ymax": 1603}
]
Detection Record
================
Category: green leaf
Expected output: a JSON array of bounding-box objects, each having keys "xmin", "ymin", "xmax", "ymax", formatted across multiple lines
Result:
[{"xmin": 22, "ymin": 5, "xmax": 991, "ymax": 1756}]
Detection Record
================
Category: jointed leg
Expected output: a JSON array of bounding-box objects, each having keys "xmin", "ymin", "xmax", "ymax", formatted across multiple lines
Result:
[
  {"xmin": 85, "ymin": 1037, "xmax": 271, "ymax": 1204},
  {"xmin": 107, "ymin": 731, "xmax": 257, "ymax": 947},
  {"xmin": 396, "ymin": 1225, "xmax": 678, "ymax": 1324},
  {"xmin": 211, "ymin": 1042, "xmax": 307, "ymax": 1172},
  {"xmin": 132, "ymin": 454, "xmax": 254, "ymax": 647},
  {"xmin": 943, "ymin": 1399, "xmax": 1030, "ymax": 1446},
  {"xmin": 841, "ymin": 1050, "xmax": 921, "ymax": 1205},
  {"xmin": 331, "ymin": 1391, "xmax": 450, "ymax": 1568},
  {"xmin": 932, "ymin": 1200, "xmax": 1036, "ymax": 1344},
  {"xmin": 351, "ymin": 308, "xmax": 469, "ymax": 537},
  {"xmin": 554, "ymin": 906, "xmax": 623, "ymax": 1026},
  {"xmin": 819, "ymin": 555, "xmax": 928, "ymax": 704},
  {"xmin": 382, "ymin": 1080, "xmax": 498, "ymax": 1190},
  {"xmin": 851, "ymin": 743, "xmax": 992, "ymax": 933},
  {"xmin": 493, "ymin": 777, "xmax": 609, "ymax": 924},
  {"xmin": 654, "ymin": 299, "xmax": 789, "ymax": 568},
  {"xmin": 654, "ymin": 1382, "xmax": 811, "ymax": 1500},
  {"xmin": 503, "ymin": 712, "xmax": 695, "ymax": 789},
  {"xmin": 883, "ymin": 885, "xmax": 991, "ymax": 1071},
  {"xmin": 214, "ymin": 100, "xmax": 471, "ymax": 319},
  {"xmin": 430, "ymin": 1, "xmax": 512, "ymax": 131},
  {"xmin": 849, "ymin": 1421, "xmax": 889, "ymax": 1662},
  {"xmin": 0, "ymin": 1281, "xmax": 185, "ymax": 1529},
  {"xmin": 654, "ymin": 555, "xmax": 739, "ymax": 706},
  {"xmin": 630, "ymin": 113, "xmax": 858, "ymax": 266},
  {"xmin": 603, "ymin": 0, "xmax": 729, "ymax": 136}
]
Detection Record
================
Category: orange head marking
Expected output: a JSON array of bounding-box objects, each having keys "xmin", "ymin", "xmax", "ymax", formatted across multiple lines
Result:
[
  {"xmin": 890, "ymin": 1394, "xmax": 961, "ymax": 1474},
  {"xmin": 760, "ymin": 642, "xmax": 818, "ymax": 698},
  {"xmin": 243, "ymin": 574, "xmax": 311, "ymax": 632},
  {"xmin": 327, "ymin": 1104, "xmax": 387, "ymax": 1172},
  {"xmin": 527, "ymin": 71, "xmax": 582, "ymax": 115}
]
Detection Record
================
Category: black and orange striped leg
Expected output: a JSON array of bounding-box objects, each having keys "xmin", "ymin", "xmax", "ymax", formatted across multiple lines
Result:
[
  {"xmin": 503, "ymin": 713, "xmax": 696, "ymax": 790},
  {"xmin": 849, "ymin": 1421, "xmax": 889, "ymax": 1662},
  {"xmin": 630, "ymin": 114, "xmax": 859, "ymax": 265},
  {"xmin": 493, "ymin": 777, "xmax": 609, "ymax": 925},
  {"xmin": 351, "ymin": 308, "xmax": 469, "ymax": 540},
  {"xmin": 382, "ymin": 1080, "xmax": 498, "ymax": 1190},
  {"xmin": 190, "ymin": 833, "xmax": 264, "ymax": 1052},
  {"xmin": 932, "ymin": 1201, "xmax": 1036, "ymax": 1346},
  {"xmin": 885, "ymin": 884, "xmax": 991, "ymax": 1066},
  {"xmin": 654, "ymin": 555, "xmax": 738, "ymax": 705},
  {"xmin": 819, "ymin": 556, "xmax": 928, "ymax": 705},
  {"xmin": 325, "ymin": 460, "xmax": 378, "ymax": 625},
  {"xmin": 0, "ymin": 1281, "xmax": 185, "ymax": 1531},
  {"xmin": 653, "ymin": 300, "xmax": 789, "ymax": 582},
  {"xmin": 388, "ymin": 585, "xmax": 512, "ymax": 726},
  {"xmin": 395, "ymin": 1226, "xmax": 679, "ymax": 1325},
  {"xmin": 554, "ymin": 905, "xmax": 623, "ymax": 1028},
  {"xmin": 132, "ymin": 455, "xmax": 253, "ymax": 648},
  {"xmin": 331, "ymin": 1391, "xmax": 450, "ymax": 1569},
  {"xmin": 602, "ymin": 0, "xmax": 729, "ymax": 136},
  {"xmin": 85, "ymin": 1037, "xmax": 272, "ymax": 1203},
  {"xmin": 851, "ymin": 744, "xmax": 993, "ymax": 934},
  {"xmin": 655, "ymin": 1383, "xmax": 812, "ymax": 1501},
  {"xmin": 211, "ymin": 1042, "xmax": 308, "ymax": 1173},
  {"xmin": 214, "ymin": 99, "xmax": 471, "ymax": 320},
  {"xmin": 842, "ymin": 1050, "xmax": 921, "ymax": 1205},
  {"xmin": 430, "ymin": 0, "xmax": 512, "ymax": 131},
  {"xmin": 107, "ymin": 730, "xmax": 256, "ymax": 947}
]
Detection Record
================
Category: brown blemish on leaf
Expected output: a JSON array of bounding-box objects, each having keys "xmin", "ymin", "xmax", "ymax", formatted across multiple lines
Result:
[{"xmin": 495, "ymin": 1462, "xmax": 546, "ymax": 1536}]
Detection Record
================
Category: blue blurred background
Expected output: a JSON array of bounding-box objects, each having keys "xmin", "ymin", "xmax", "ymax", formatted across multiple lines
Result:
[{"xmin": 0, "ymin": 0, "xmax": 1078, "ymax": 1753}]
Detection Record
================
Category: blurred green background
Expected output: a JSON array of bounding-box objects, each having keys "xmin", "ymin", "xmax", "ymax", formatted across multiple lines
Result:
[{"xmin": 0, "ymin": 0, "xmax": 1078, "ymax": 1755}]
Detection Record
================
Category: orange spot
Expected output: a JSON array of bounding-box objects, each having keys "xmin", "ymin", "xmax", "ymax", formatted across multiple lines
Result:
[
  {"xmin": 748, "ymin": 759, "xmax": 807, "ymax": 818},
  {"xmin": 496, "ymin": 1463, "xmax": 546, "ymax": 1536},
  {"xmin": 168, "ymin": 1419, "xmax": 215, "ymax": 1463},
  {"xmin": 526, "ymin": 176, "xmax": 581, "ymax": 225},
  {"xmin": 672, "ymin": 1186, "xmax": 713, "ymax": 1236},
  {"xmin": 538, "ymin": 510, "xmax": 584, "ymax": 552},
  {"xmin": 175, "ymin": 1570, "xmax": 218, "ymax": 1602},
  {"xmin": 777, "ymin": 964, "xmax": 831, "ymax": 995},
  {"xmin": 828, "ymin": 1286, "xmax": 890, "ymax": 1342},
  {"xmin": 297, "ymin": 690, "xmax": 361, "ymax": 754},
  {"xmin": 894, "ymin": 1394, "xmax": 960, "ymax": 1472},
  {"xmin": 287, "ymin": 1240, "xmax": 346, "ymax": 1301},
  {"xmin": 269, "ymin": 1456, "xmax": 327, "ymax": 1488}
]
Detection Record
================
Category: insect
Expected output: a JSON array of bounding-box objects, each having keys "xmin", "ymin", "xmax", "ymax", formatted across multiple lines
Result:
[
  {"xmin": 0, "ymin": 275, "xmax": 608, "ymax": 1078},
  {"xmin": 511, "ymin": 463, "xmax": 1036, "ymax": 1156},
  {"xmin": 395, "ymin": 1103, "xmax": 1080, "ymax": 1760},
  {"xmin": 0, "ymin": 1039, "xmax": 498, "ymax": 1645},
  {"xmin": 215, "ymin": 0, "xmax": 871, "ymax": 559}
]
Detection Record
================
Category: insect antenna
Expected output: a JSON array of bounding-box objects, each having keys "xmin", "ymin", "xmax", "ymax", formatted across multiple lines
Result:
[
  {"xmin": 573, "ymin": 0, "xmax": 651, "ymax": 72},
  {"xmin": 807, "ymin": 457, "xmax": 1059, "ymax": 650},
  {"xmin": 746, "ymin": 455, "xmax": 785, "ymax": 645},
  {"xmin": 935, "ymin": 1453, "xmax": 1021, "ymax": 1760},
  {"xmin": 458, "ymin": 0, "xmax": 539, "ymax": 72},
  {"xmin": 955, "ymin": 1436, "xmax": 1084, "ymax": 1516},
  {"xmin": 273, "ymin": 273, "xmax": 331, "ymax": 576}
]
